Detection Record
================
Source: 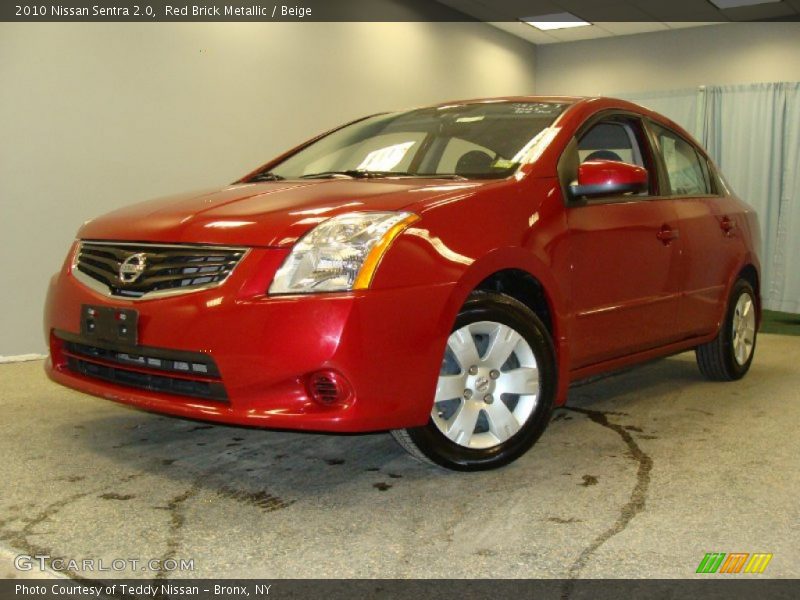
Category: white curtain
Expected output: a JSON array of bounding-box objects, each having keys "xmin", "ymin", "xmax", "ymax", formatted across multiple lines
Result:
[
  {"xmin": 770, "ymin": 83, "xmax": 800, "ymax": 313},
  {"xmin": 618, "ymin": 82, "xmax": 800, "ymax": 313},
  {"xmin": 618, "ymin": 88, "xmax": 702, "ymax": 138}
]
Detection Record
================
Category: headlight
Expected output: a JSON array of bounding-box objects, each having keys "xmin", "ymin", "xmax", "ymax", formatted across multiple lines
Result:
[{"xmin": 269, "ymin": 211, "xmax": 419, "ymax": 294}]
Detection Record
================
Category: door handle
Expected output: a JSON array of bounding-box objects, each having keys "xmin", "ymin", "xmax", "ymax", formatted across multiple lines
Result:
[
  {"xmin": 656, "ymin": 224, "xmax": 679, "ymax": 245},
  {"xmin": 720, "ymin": 216, "xmax": 737, "ymax": 235}
]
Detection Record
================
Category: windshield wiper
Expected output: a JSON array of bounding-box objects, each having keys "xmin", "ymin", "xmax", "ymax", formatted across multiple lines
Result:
[
  {"xmin": 249, "ymin": 171, "xmax": 285, "ymax": 182},
  {"xmin": 299, "ymin": 170, "xmax": 469, "ymax": 180},
  {"xmin": 299, "ymin": 170, "xmax": 402, "ymax": 179},
  {"xmin": 426, "ymin": 174, "xmax": 469, "ymax": 180}
]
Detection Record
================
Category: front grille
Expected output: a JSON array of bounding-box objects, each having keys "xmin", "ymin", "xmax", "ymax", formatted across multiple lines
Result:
[
  {"xmin": 57, "ymin": 332, "xmax": 228, "ymax": 402},
  {"xmin": 74, "ymin": 241, "xmax": 246, "ymax": 299}
]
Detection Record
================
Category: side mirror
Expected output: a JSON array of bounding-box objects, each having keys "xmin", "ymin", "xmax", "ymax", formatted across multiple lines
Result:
[{"xmin": 569, "ymin": 160, "xmax": 648, "ymax": 199}]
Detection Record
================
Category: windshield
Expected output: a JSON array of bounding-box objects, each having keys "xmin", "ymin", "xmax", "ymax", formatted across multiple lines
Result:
[{"xmin": 256, "ymin": 102, "xmax": 568, "ymax": 181}]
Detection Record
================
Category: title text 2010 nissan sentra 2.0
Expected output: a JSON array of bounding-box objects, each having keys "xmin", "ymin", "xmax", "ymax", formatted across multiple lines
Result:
[{"xmin": 45, "ymin": 97, "xmax": 761, "ymax": 470}]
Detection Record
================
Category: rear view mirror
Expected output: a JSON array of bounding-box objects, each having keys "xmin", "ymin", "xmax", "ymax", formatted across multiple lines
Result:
[{"xmin": 569, "ymin": 160, "xmax": 648, "ymax": 199}]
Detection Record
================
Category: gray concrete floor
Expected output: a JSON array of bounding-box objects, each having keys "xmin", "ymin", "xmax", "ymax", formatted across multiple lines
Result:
[{"xmin": 0, "ymin": 334, "xmax": 798, "ymax": 580}]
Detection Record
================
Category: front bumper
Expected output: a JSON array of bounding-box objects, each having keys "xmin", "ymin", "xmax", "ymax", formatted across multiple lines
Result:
[{"xmin": 45, "ymin": 247, "xmax": 455, "ymax": 432}]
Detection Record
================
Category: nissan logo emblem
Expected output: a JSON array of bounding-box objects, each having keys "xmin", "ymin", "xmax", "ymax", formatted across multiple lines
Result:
[{"xmin": 118, "ymin": 253, "xmax": 147, "ymax": 284}]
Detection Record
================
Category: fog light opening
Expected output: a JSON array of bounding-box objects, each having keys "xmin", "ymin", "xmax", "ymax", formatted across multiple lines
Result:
[{"xmin": 306, "ymin": 370, "xmax": 353, "ymax": 406}]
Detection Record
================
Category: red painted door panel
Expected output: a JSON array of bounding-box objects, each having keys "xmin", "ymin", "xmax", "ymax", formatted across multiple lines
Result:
[
  {"xmin": 567, "ymin": 199, "xmax": 683, "ymax": 369},
  {"xmin": 673, "ymin": 196, "xmax": 744, "ymax": 337}
]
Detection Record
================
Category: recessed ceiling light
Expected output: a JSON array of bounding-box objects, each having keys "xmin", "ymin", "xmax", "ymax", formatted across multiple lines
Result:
[
  {"xmin": 521, "ymin": 12, "xmax": 591, "ymax": 31},
  {"xmin": 709, "ymin": 0, "xmax": 781, "ymax": 8}
]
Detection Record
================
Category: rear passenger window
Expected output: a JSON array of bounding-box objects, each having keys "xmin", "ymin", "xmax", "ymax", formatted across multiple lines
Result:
[{"xmin": 652, "ymin": 124, "xmax": 711, "ymax": 196}]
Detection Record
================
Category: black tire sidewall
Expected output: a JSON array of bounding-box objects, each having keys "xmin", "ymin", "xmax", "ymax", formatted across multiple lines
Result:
[{"xmin": 406, "ymin": 292, "xmax": 557, "ymax": 471}]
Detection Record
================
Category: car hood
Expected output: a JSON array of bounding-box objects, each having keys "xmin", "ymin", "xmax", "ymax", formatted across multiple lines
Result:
[{"xmin": 78, "ymin": 178, "xmax": 487, "ymax": 247}]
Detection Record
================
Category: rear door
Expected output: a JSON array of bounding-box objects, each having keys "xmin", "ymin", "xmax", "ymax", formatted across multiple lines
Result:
[
  {"xmin": 563, "ymin": 114, "xmax": 684, "ymax": 369},
  {"xmin": 647, "ymin": 122, "xmax": 739, "ymax": 338}
]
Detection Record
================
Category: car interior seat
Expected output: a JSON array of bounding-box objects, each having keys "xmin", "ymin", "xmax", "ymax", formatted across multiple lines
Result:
[
  {"xmin": 584, "ymin": 150, "xmax": 623, "ymax": 162},
  {"xmin": 455, "ymin": 150, "xmax": 494, "ymax": 176}
]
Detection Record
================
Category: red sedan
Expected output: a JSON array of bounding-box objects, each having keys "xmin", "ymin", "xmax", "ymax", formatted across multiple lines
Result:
[{"xmin": 45, "ymin": 97, "xmax": 761, "ymax": 470}]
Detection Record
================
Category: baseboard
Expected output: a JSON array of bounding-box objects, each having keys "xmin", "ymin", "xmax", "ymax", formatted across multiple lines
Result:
[{"xmin": 0, "ymin": 354, "xmax": 47, "ymax": 364}]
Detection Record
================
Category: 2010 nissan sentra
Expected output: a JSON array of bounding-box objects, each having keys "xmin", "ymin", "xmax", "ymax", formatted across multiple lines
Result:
[{"xmin": 44, "ymin": 96, "xmax": 761, "ymax": 470}]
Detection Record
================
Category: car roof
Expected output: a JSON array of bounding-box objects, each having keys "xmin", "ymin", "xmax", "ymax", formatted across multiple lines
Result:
[
  {"xmin": 427, "ymin": 95, "xmax": 585, "ymax": 107},
  {"xmin": 424, "ymin": 95, "xmax": 655, "ymax": 115},
  {"xmin": 416, "ymin": 95, "xmax": 671, "ymax": 124},
  {"xmin": 419, "ymin": 95, "xmax": 693, "ymax": 145}
]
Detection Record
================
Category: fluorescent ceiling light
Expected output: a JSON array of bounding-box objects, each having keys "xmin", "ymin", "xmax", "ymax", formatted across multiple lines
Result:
[
  {"xmin": 709, "ymin": 0, "xmax": 781, "ymax": 8},
  {"xmin": 522, "ymin": 12, "xmax": 591, "ymax": 31}
]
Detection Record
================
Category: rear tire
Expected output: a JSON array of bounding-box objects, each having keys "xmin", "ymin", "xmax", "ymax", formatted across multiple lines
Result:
[
  {"xmin": 391, "ymin": 291, "xmax": 557, "ymax": 471},
  {"xmin": 696, "ymin": 279, "xmax": 757, "ymax": 381}
]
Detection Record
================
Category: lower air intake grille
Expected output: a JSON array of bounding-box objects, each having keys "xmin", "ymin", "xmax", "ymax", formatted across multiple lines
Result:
[
  {"xmin": 74, "ymin": 241, "xmax": 247, "ymax": 299},
  {"xmin": 311, "ymin": 376, "xmax": 339, "ymax": 404},
  {"xmin": 58, "ymin": 332, "xmax": 228, "ymax": 402}
]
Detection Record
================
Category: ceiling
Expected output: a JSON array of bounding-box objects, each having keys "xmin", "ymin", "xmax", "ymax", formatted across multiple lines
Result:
[{"xmin": 436, "ymin": 0, "xmax": 800, "ymax": 44}]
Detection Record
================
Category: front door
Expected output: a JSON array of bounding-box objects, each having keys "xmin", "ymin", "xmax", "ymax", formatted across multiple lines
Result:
[{"xmin": 565, "ymin": 116, "xmax": 683, "ymax": 369}]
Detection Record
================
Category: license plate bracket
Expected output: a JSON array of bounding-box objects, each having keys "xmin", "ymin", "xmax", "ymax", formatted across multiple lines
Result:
[{"xmin": 81, "ymin": 305, "xmax": 138, "ymax": 345}]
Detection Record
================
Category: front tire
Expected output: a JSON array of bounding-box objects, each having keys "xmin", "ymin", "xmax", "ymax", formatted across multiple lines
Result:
[
  {"xmin": 696, "ymin": 279, "xmax": 757, "ymax": 381},
  {"xmin": 392, "ymin": 291, "xmax": 557, "ymax": 471}
]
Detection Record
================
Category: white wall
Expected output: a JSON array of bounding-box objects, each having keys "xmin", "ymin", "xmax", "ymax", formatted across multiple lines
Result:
[
  {"xmin": 0, "ymin": 21, "xmax": 537, "ymax": 355},
  {"xmin": 535, "ymin": 23, "xmax": 800, "ymax": 96}
]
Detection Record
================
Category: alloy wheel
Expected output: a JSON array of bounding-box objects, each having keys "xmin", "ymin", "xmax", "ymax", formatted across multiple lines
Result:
[
  {"xmin": 732, "ymin": 291, "xmax": 756, "ymax": 365},
  {"xmin": 431, "ymin": 321, "xmax": 540, "ymax": 449}
]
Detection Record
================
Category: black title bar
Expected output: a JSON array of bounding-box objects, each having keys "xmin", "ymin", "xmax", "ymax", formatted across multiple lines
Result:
[
  {"xmin": 2, "ymin": 579, "xmax": 800, "ymax": 600},
  {"xmin": 3, "ymin": 0, "xmax": 800, "ymax": 22}
]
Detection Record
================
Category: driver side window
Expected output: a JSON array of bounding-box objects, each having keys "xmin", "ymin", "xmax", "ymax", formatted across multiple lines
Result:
[
  {"xmin": 578, "ymin": 121, "xmax": 644, "ymax": 167},
  {"xmin": 576, "ymin": 118, "xmax": 653, "ymax": 195}
]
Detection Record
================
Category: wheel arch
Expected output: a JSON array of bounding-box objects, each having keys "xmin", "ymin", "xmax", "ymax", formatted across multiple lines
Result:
[
  {"xmin": 737, "ymin": 262, "xmax": 761, "ymax": 327},
  {"xmin": 436, "ymin": 248, "xmax": 571, "ymax": 405},
  {"xmin": 475, "ymin": 269, "xmax": 555, "ymax": 337}
]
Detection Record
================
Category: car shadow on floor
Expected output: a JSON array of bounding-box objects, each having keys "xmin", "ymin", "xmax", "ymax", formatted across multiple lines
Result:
[
  {"xmin": 52, "ymin": 352, "xmax": 720, "ymax": 497},
  {"xmin": 57, "ymin": 344, "xmax": 795, "ymax": 510}
]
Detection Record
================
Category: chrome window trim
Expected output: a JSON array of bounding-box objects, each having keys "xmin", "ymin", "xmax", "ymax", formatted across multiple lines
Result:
[{"xmin": 71, "ymin": 241, "xmax": 250, "ymax": 301}]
